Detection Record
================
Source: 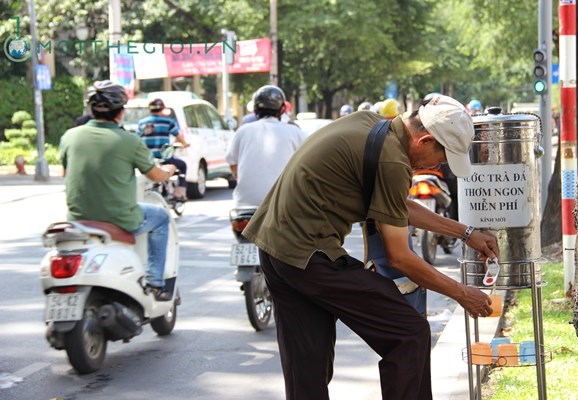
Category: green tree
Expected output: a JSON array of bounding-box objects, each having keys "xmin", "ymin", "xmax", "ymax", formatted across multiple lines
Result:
[
  {"xmin": 278, "ymin": 0, "xmax": 434, "ymax": 117},
  {"xmin": 425, "ymin": 0, "xmax": 556, "ymax": 107},
  {"xmin": 1, "ymin": 0, "xmax": 559, "ymax": 123}
]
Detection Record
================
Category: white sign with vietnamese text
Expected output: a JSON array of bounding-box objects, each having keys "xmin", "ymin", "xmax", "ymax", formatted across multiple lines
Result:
[{"xmin": 458, "ymin": 164, "xmax": 532, "ymax": 228}]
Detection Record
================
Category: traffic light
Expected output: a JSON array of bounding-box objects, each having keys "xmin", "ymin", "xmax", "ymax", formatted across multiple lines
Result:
[{"xmin": 533, "ymin": 49, "xmax": 547, "ymax": 94}]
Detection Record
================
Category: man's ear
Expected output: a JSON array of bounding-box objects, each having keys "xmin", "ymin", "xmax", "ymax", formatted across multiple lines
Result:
[{"xmin": 417, "ymin": 133, "xmax": 436, "ymax": 146}]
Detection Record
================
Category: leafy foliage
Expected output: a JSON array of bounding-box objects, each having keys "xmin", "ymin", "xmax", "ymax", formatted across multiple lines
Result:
[
  {"xmin": 0, "ymin": 76, "xmax": 33, "ymax": 140},
  {"xmin": 4, "ymin": 109, "xmax": 36, "ymax": 150},
  {"xmin": 278, "ymin": 0, "xmax": 434, "ymax": 116},
  {"xmin": 42, "ymin": 75, "xmax": 84, "ymax": 144},
  {"xmin": 0, "ymin": 75, "xmax": 82, "ymax": 145},
  {"xmin": 0, "ymin": 142, "xmax": 60, "ymax": 166},
  {"xmin": 0, "ymin": 0, "xmax": 558, "ymax": 128},
  {"xmin": 11, "ymin": 110, "xmax": 32, "ymax": 125}
]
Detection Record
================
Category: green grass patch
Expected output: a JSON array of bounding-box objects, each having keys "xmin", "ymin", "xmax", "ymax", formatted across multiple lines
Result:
[{"xmin": 487, "ymin": 262, "xmax": 578, "ymax": 399}]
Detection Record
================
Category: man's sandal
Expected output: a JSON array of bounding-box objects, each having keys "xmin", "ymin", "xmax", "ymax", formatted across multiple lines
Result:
[{"xmin": 147, "ymin": 285, "xmax": 172, "ymax": 302}]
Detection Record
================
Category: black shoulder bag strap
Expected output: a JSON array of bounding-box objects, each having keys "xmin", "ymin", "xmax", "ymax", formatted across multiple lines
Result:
[{"xmin": 362, "ymin": 119, "xmax": 391, "ymax": 215}]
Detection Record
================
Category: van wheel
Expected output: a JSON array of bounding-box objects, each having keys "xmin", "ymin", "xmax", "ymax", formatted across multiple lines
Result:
[{"xmin": 186, "ymin": 164, "xmax": 207, "ymax": 199}]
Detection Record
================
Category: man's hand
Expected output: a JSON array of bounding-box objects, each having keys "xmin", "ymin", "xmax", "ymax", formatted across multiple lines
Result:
[
  {"xmin": 378, "ymin": 222, "xmax": 494, "ymax": 318},
  {"xmin": 407, "ymin": 200, "xmax": 501, "ymax": 261},
  {"xmin": 457, "ymin": 285, "xmax": 493, "ymax": 319},
  {"xmin": 146, "ymin": 164, "xmax": 177, "ymax": 183},
  {"xmin": 229, "ymin": 164, "xmax": 238, "ymax": 180},
  {"xmin": 162, "ymin": 164, "xmax": 178, "ymax": 177},
  {"xmin": 177, "ymin": 133, "xmax": 190, "ymax": 147},
  {"xmin": 466, "ymin": 229, "xmax": 500, "ymax": 261}
]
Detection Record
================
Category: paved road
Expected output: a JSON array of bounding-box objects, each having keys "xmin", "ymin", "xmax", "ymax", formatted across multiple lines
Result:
[{"xmin": 0, "ymin": 177, "xmax": 461, "ymax": 399}]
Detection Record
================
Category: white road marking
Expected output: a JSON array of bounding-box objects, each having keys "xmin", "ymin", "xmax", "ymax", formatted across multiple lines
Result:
[
  {"xmin": 13, "ymin": 362, "xmax": 50, "ymax": 378},
  {"xmin": 0, "ymin": 362, "xmax": 50, "ymax": 389}
]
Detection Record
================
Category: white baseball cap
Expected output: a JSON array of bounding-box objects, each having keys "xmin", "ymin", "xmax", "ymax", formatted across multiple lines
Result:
[{"xmin": 418, "ymin": 94, "xmax": 474, "ymax": 178}]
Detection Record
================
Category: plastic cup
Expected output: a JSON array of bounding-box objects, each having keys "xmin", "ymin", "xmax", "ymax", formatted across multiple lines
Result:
[
  {"xmin": 519, "ymin": 341, "xmax": 537, "ymax": 364},
  {"xmin": 488, "ymin": 294, "xmax": 503, "ymax": 317},
  {"xmin": 497, "ymin": 343, "xmax": 518, "ymax": 366},
  {"xmin": 491, "ymin": 337, "xmax": 511, "ymax": 360},
  {"xmin": 471, "ymin": 342, "xmax": 493, "ymax": 365}
]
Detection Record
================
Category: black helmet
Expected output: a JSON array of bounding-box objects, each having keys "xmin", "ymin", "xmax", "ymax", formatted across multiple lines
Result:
[
  {"xmin": 87, "ymin": 80, "xmax": 128, "ymax": 112},
  {"xmin": 253, "ymin": 85, "xmax": 286, "ymax": 113},
  {"xmin": 148, "ymin": 98, "xmax": 165, "ymax": 112}
]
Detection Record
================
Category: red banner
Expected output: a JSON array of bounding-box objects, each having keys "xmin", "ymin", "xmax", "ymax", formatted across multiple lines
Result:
[{"xmin": 161, "ymin": 38, "xmax": 270, "ymax": 77}]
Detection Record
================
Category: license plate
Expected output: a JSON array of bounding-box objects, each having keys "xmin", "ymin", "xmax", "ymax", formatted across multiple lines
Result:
[
  {"xmin": 45, "ymin": 293, "xmax": 86, "ymax": 322},
  {"xmin": 231, "ymin": 243, "xmax": 260, "ymax": 266}
]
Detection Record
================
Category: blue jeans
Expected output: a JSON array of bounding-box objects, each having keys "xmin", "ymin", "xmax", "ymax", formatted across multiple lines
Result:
[{"xmin": 130, "ymin": 203, "xmax": 170, "ymax": 287}]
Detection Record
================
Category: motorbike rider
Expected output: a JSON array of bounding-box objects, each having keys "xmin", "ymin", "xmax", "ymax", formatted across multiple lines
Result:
[
  {"xmin": 225, "ymin": 85, "xmax": 307, "ymax": 207},
  {"xmin": 339, "ymin": 104, "xmax": 353, "ymax": 117},
  {"xmin": 467, "ymin": 99, "xmax": 483, "ymax": 116},
  {"xmin": 358, "ymin": 101, "xmax": 373, "ymax": 111},
  {"xmin": 137, "ymin": 98, "xmax": 189, "ymax": 201},
  {"xmin": 380, "ymin": 98, "xmax": 402, "ymax": 120},
  {"xmin": 240, "ymin": 98, "xmax": 258, "ymax": 126},
  {"xmin": 59, "ymin": 80, "xmax": 177, "ymax": 301},
  {"xmin": 372, "ymin": 101, "xmax": 384, "ymax": 114},
  {"xmin": 281, "ymin": 100, "xmax": 294, "ymax": 123}
]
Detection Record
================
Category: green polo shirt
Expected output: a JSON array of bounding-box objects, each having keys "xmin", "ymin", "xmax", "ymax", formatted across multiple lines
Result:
[
  {"xmin": 59, "ymin": 119, "xmax": 155, "ymax": 231},
  {"xmin": 243, "ymin": 111, "xmax": 412, "ymax": 269}
]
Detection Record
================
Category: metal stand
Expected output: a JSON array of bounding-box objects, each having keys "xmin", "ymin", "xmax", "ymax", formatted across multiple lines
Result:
[{"xmin": 461, "ymin": 261, "xmax": 547, "ymax": 400}]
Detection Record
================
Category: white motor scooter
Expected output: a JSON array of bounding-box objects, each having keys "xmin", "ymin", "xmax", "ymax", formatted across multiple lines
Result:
[{"xmin": 39, "ymin": 176, "xmax": 180, "ymax": 374}]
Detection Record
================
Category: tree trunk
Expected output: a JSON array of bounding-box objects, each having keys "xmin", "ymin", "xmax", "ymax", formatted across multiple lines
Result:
[
  {"xmin": 540, "ymin": 143, "xmax": 562, "ymax": 248},
  {"xmin": 322, "ymin": 90, "xmax": 334, "ymax": 119}
]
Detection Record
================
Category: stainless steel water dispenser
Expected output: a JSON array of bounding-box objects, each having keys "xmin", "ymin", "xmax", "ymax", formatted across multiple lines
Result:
[
  {"xmin": 459, "ymin": 108, "xmax": 547, "ymax": 399},
  {"xmin": 459, "ymin": 109, "xmax": 543, "ymax": 289}
]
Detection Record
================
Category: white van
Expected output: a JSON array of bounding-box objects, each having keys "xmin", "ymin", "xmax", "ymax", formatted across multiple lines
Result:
[
  {"xmin": 123, "ymin": 91, "xmax": 236, "ymax": 199},
  {"xmin": 510, "ymin": 102, "xmax": 539, "ymax": 114}
]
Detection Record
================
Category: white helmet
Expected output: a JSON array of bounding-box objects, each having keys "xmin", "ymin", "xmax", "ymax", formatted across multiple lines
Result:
[{"xmin": 372, "ymin": 101, "xmax": 384, "ymax": 114}]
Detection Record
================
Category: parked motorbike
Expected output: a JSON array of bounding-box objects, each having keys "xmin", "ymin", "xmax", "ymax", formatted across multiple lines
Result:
[
  {"xmin": 39, "ymin": 176, "xmax": 180, "ymax": 374},
  {"xmin": 409, "ymin": 169, "xmax": 458, "ymax": 265},
  {"xmin": 229, "ymin": 207, "xmax": 273, "ymax": 331}
]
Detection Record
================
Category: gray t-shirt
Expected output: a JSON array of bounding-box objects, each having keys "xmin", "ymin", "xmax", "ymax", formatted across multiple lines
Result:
[{"xmin": 243, "ymin": 112, "xmax": 412, "ymax": 269}]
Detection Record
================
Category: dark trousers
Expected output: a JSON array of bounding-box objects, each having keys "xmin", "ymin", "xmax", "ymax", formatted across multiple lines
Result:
[
  {"xmin": 162, "ymin": 157, "xmax": 187, "ymax": 187},
  {"xmin": 260, "ymin": 250, "xmax": 432, "ymax": 400}
]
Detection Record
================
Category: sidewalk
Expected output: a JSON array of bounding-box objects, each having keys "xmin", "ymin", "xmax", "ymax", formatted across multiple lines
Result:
[{"xmin": 0, "ymin": 165, "xmax": 64, "ymax": 185}]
